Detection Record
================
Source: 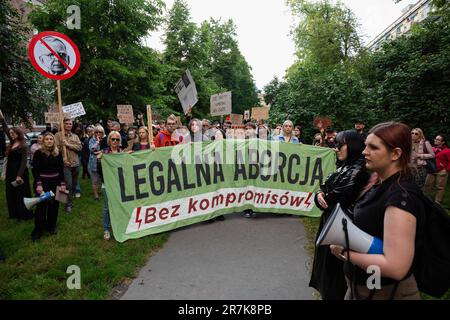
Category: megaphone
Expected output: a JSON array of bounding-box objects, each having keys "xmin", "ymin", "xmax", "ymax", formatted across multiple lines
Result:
[
  {"xmin": 24, "ymin": 191, "xmax": 55, "ymax": 210},
  {"xmin": 316, "ymin": 203, "xmax": 383, "ymax": 254}
]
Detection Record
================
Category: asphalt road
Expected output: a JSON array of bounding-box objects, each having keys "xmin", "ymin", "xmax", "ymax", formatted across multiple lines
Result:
[{"xmin": 120, "ymin": 212, "xmax": 316, "ymax": 300}]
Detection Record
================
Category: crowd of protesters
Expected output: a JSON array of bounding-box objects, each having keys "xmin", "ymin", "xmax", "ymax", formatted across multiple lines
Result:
[{"xmin": 0, "ymin": 108, "xmax": 449, "ymax": 299}]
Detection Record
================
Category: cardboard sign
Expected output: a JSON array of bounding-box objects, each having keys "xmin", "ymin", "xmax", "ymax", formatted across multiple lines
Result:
[
  {"xmin": 230, "ymin": 114, "xmax": 243, "ymax": 125},
  {"xmin": 174, "ymin": 69, "xmax": 198, "ymax": 114},
  {"xmin": 48, "ymin": 103, "xmax": 58, "ymax": 113},
  {"xmin": 210, "ymin": 91, "xmax": 232, "ymax": 116},
  {"xmin": 117, "ymin": 105, "xmax": 134, "ymax": 124},
  {"xmin": 251, "ymin": 107, "xmax": 269, "ymax": 121},
  {"xmin": 313, "ymin": 117, "xmax": 332, "ymax": 131},
  {"xmin": 44, "ymin": 112, "xmax": 71, "ymax": 124},
  {"xmin": 62, "ymin": 102, "xmax": 85, "ymax": 119},
  {"xmin": 28, "ymin": 31, "xmax": 80, "ymax": 81}
]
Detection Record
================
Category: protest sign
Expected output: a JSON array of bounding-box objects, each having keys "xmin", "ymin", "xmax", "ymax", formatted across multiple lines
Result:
[
  {"xmin": 28, "ymin": 31, "xmax": 80, "ymax": 81},
  {"xmin": 230, "ymin": 114, "xmax": 243, "ymax": 125},
  {"xmin": 210, "ymin": 91, "xmax": 232, "ymax": 116},
  {"xmin": 244, "ymin": 110, "xmax": 250, "ymax": 121},
  {"xmin": 62, "ymin": 102, "xmax": 85, "ymax": 119},
  {"xmin": 45, "ymin": 112, "xmax": 71, "ymax": 124},
  {"xmin": 174, "ymin": 69, "xmax": 198, "ymax": 114},
  {"xmin": 102, "ymin": 140, "xmax": 336, "ymax": 242},
  {"xmin": 117, "ymin": 105, "xmax": 134, "ymax": 124},
  {"xmin": 313, "ymin": 117, "xmax": 332, "ymax": 131},
  {"xmin": 251, "ymin": 107, "xmax": 269, "ymax": 121}
]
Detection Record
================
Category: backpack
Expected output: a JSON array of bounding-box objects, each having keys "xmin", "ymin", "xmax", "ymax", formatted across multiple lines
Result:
[{"xmin": 411, "ymin": 190, "xmax": 450, "ymax": 298}]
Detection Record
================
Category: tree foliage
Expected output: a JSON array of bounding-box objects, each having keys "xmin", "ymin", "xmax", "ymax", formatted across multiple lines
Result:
[
  {"xmin": 268, "ymin": 0, "xmax": 450, "ymax": 141},
  {"xmin": 163, "ymin": 1, "xmax": 258, "ymax": 118},
  {"xmin": 286, "ymin": 0, "xmax": 361, "ymax": 66},
  {"xmin": 0, "ymin": 0, "xmax": 53, "ymax": 126},
  {"xmin": 29, "ymin": 0, "xmax": 169, "ymax": 122}
]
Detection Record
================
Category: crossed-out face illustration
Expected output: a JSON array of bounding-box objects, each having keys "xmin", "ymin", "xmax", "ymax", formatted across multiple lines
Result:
[{"xmin": 37, "ymin": 36, "xmax": 71, "ymax": 75}]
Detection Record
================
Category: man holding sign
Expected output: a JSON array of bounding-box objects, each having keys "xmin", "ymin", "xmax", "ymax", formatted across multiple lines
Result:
[{"xmin": 54, "ymin": 117, "xmax": 81, "ymax": 214}]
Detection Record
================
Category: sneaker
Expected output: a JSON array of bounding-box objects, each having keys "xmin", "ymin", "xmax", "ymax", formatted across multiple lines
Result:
[
  {"xmin": 65, "ymin": 206, "xmax": 72, "ymax": 214},
  {"xmin": 75, "ymin": 193, "xmax": 81, "ymax": 198},
  {"xmin": 251, "ymin": 212, "xmax": 257, "ymax": 218},
  {"xmin": 243, "ymin": 212, "xmax": 252, "ymax": 218},
  {"xmin": 103, "ymin": 230, "xmax": 111, "ymax": 241}
]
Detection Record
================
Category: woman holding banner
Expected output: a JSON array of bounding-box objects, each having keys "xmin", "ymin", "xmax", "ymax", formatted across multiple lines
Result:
[
  {"xmin": 309, "ymin": 130, "xmax": 370, "ymax": 300},
  {"xmin": 330, "ymin": 122, "xmax": 425, "ymax": 300},
  {"xmin": 132, "ymin": 127, "xmax": 151, "ymax": 151},
  {"xmin": 97, "ymin": 131, "xmax": 123, "ymax": 240},
  {"xmin": 188, "ymin": 119, "xmax": 208, "ymax": 143},
  {"xmin": 88, "ymin": 125, "xmax": 104, "ymax": 201}
]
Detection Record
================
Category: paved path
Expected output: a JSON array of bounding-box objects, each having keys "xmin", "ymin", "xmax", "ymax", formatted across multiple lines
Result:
[{"xmin": 120, "ymin": 213, "xmax": 315, "ymax": 300}]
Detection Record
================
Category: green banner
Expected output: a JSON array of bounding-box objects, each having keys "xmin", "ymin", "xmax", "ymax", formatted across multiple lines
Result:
[{"xmin": 103, "ymin": 139, "xmax": 336, "ymax": 242}]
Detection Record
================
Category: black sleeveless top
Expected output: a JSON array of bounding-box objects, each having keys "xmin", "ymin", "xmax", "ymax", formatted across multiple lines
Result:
[{"xmin": 345, "ymin": 172, "xmax": 425, "ymax": 285}]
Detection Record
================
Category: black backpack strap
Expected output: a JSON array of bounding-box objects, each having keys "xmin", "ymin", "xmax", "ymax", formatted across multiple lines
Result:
[{"xmin": 342, "ymin": 218, "xmax": 355, "ymax": 299}]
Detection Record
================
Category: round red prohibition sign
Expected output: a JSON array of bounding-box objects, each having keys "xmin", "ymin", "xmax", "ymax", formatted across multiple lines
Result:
[{"xmin": 28, "ymin": 31, "xmax": 81, "ymax": 80}]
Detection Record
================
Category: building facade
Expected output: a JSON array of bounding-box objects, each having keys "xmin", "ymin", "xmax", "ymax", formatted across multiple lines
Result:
[{"xmin": 368, "ymin": 0, "xmax": 433, "ymax": 50}]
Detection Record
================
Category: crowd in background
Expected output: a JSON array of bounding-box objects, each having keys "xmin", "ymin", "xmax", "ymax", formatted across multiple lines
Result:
[{"xmin": 1, "ymin": 109, "xmax": 449, "ymax": 299}]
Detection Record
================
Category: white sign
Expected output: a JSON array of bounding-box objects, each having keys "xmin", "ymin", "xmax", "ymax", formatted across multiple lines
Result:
[
  {"xmin": 62, "ymin": 102, "xmax": 85, "ymax": 119},
  {"xmin": 210, "ymin": 91, "xmax": 232, "ymax": 116},
  {"xmin": 174, "ymin": 69, "xmax": 198, "ymax": 114}
]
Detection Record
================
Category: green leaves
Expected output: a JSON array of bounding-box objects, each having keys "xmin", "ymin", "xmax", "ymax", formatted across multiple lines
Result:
[{"xmin": 163, "ymin": 1, "xmax": 258, "ymax": 118}]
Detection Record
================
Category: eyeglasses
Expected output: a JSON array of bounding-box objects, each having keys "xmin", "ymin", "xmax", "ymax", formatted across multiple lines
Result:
[{"xmin": 111, "ymin": 138, "xmax": 120, "ymax": 142}]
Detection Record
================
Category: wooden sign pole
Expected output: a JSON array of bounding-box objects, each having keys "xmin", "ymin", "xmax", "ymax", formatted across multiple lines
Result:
[
  {"xmin": 57, "ymin": 80, "xmax": 68, "ymax": 161},
  {"xmin": 146, "ymin": 105, "xmax": 153, "ymax": 145}
]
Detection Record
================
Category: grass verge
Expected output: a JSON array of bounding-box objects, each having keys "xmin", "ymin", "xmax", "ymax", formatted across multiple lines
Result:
[{"xmin": 0, "ymin": 173, "xmax": 169, "ymax": 299}]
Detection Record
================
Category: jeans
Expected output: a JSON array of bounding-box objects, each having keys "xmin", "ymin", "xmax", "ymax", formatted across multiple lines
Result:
[
  {"xmin": 63, "ymin": 166, "xmax": 79, "ymax": 208},
  {"xmin": 102, "ymin": 187, "xmax": 110, "ymax": 232}
]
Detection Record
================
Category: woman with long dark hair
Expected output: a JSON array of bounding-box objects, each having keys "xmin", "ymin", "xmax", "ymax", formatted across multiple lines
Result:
[
  {"xmin": 330, "ymin": 122, "xmax": 425, "ymax": 300},
  {"xmin": 309, "ymin": 130, "xmax": 370, "ymax": 300},
  {"xmin": 31, "ymin": 132, "xmax": 66, "ymax": 241},
  {"xmin": 0, "ymin": 111, "xmax": 32, "ymax": 220}
]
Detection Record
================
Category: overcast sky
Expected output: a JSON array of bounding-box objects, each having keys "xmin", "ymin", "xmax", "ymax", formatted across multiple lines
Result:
[{"xmin": 145, "ymin": 0, "xmax": 419, "ymax": 90}]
